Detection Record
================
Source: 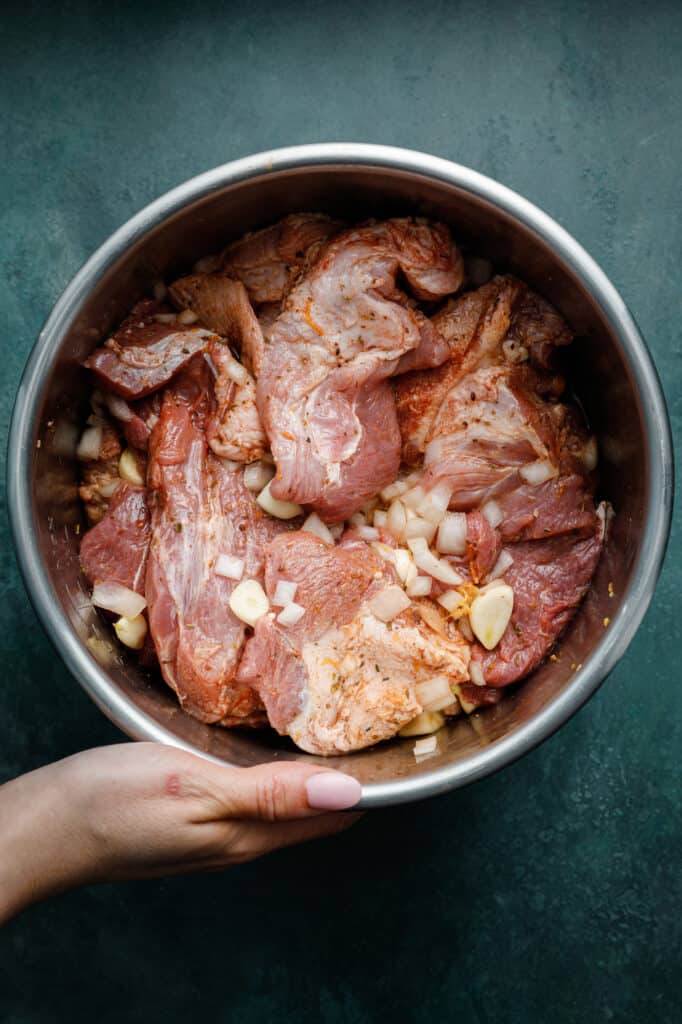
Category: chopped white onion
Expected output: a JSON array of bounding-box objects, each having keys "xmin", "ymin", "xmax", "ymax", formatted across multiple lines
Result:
[
  {"xmin": 119, "ymin": 449, "xmax": 144, "ymax": 486},
  {"xmin": 92, "ymin": 582, "xmax": 146, "ymax": 619},
  {"xmin": 394, "ymin": 548, "xmax": 417, "ymax": 587},
  {"xmin": 416, "ymin": 675, "xmax": 455, "ymax": 713},
  {"xmin": 406, "ymin": 575, "xmax": 432, "ymax": 597},
  {"xmin": 519, "ymin": 459, "xmax": 558, "ymax": 485},
  {"xmin": 407, "ymin": 538, "xmax": 464, "ymax": 585},
  {"xmin": 229, "ymin": 579, "xmax": 269, "ymax": 626},
  {"xmin": 436, "ymin": 512, "xmax": 468, "ymax": 555},
  {"xmin": 369, "ymin": 585, "xmax": 411, "ymax": 622},
  {"xmin": 414, "ymin": 735, "xmax": 438, "ymax": 757},
  {"xmin": 215, "ymin": 554, "xmax": 245, "ymax": 580},
  {"xmin": 114, "ymin": 613, "xmax": 148, "ymax": 650},
  {"xmin": 470, "ymin": 584, "xmax": 514, "ymax": 650},
  {"xmin": 273, "ymin": 579, "xmax": 298, "ymax": 607},
  {"xmin": 403, "ymin": 515, "xmax": 437, "ymax": 544},
  {"xmin": 438, "ymin": 589, "xmax": 467, "ymax": 615},
  {"xmin": 401, "ymin": 485, "xmax": 426, "ymax": 510},
  {"xmin": 243, "ymin": 461, "xmax": 275, "ymax": 492},
  {"xmin": 417, "ymin": 481, "xmax": 452, "ymax": 524},
  {"xmin": 373, "ymin": 509, "xmax": 387, "ymax": 529},
  {"xmin": 386, "ymin": 499, "xmax": 407, "ymax": 541},
  {"xmin": 399, "ymin": 711, "xmax": 445, "ymax": 737},
  {"xmin": 153, "ymin": 280, "xmax": 167, "ymax": 302},
  {"xmin": 469, "ymin": 660, "xmax": 486, "ymax": 686},
  {"xmin": 277, "ymin": 602, "xmax": 306, "ymax": 626},
  {"xmin": 581, "ymin": 436, "xmax": 598, "ymax": 472},
  {"xmin": 488, "ymin": 548, "xmax": 514, "ymax": 581},
  {"xmin": 356, "ymin": 525, "xmax": 379, "ymax": 541},
  {"xmin": 98, "ymin": 479, "xmax": 120, "ymax": 499},
  {"xmin": 177, "ymin": 308, "xmax": 199, "ymax": 325},
  {"xmin": 302, "ymin": 513, "xmax": 335, "ymax": 545},
  {"xmin": 481, "ymin": 500, "xmax": 503, "ymax": 528},
  {"xmin": 76, "ymin": 424, "xmax": 103, "ymax": 461},
  {"xmin": 104, "ymin": 394, "xmax": 133, "ymax": 422},
  {"xmin": 256, "ymin": 480, "xmax": 303, "ymax": 520}
]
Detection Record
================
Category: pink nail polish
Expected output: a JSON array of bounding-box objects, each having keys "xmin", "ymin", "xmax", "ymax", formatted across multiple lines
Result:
[{"xmin": 305, "ymin": 772, "xmax": 362, "ymax": 810}]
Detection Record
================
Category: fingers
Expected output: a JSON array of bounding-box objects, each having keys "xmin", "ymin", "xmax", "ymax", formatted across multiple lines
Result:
[
  {"xmin": 210, "ymin": 760, "xmax": 362, "ymax": 822},
  {"xmin": 226, "ymin": 811, "xmax": 365, "ymax": 864}
]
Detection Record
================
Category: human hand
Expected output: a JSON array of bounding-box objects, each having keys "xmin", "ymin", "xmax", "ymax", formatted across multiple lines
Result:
[{"xmin": 0, "ymin": 743, "xmax": 362, "ymax": 923}]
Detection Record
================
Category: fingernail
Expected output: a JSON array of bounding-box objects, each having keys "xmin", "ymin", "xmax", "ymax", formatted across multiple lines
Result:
[{"xmin": 305, "ymin": 772, "xmax": 362, "ymax": 810}]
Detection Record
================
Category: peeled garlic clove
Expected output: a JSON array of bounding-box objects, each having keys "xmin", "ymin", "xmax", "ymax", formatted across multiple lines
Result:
[
  {"xmin": 256, "ymin": 480, "xmax": 303, "ymax": 520},
  {"xmin": 114, "ymin": 613, "xmax": 148, "ymax": 650},
  {"xmin": 399, "ymin": 711, "xmax": 445, "ymax": 737},
  {"xmin": 229, "ymin": 579, "xmax": 270, "ymax": 626},
  {"xmin": 469, "ymin": 583, "xmax": 514, "ymax": 650}
]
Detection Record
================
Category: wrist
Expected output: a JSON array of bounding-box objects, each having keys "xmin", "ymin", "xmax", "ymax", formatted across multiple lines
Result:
[{"xmin": 0, "ymin": 759, "xmax": 97, "ymax": 924}]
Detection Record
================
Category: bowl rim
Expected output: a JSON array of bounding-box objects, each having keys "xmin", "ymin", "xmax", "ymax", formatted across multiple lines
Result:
[{"xmin": 7, "ymin": 143, "xmax": 674, "ymax": 807}]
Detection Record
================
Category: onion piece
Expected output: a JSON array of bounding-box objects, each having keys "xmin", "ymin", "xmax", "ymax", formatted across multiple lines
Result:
[
  {"xmin": 369, "ymin": 585, "xmax": 411, "ymax": 622},
  {"xmin": 406, "ymin": 575, "xmax": 432, "ymax": 597},
  {"xmin": 92, "ymin": 582, "xmax": 146, "ymax": 619},
  {"xmin": 399, "ymin": 711, "xmax": 445, "ymax": 737},
  {"xmin": 386, "ymin": 499, "xmax": 407, "ymax": 541},
  {"xmin": 356, "ymin": 525, "xmax": 379, "ymax": 541},
  {"xmin": 416, "ymin": 675, "xmax": 455, "ymax": 712},
  {"xmin": 488, "ymin": 548, "xmax": 514, "ymax": 581},
  {"xmin": 76, "ymin": 424, "xmax": 103, "ymax": 461},
  {"xmin": 519, "ymin": 459, "xmax": 558, "ymax": 485},
  {"xmin": 229, "ymin": 579, "xmax": 269, "ymax": 626},
  {"xmin": 403, "ymin": 515, "xmax": 437, "ymax": 545},
  {"xmin": 177, "ymin": 308, "xmax": 199, "ymax": 325},
  {"xmin": 469, "ymin": 660, "xmax": 486, "ymax": 686},
  {"xmin": 373, "ymin": 509, "xmax": 387, "ymax": 529},
  {"xmin": 256, "ymin": 481, "xmax": 303, "ymax": 520},
  {"xmin": 407, "ymin": 538, "xmax": 464, "ymax": 585},
  {"xmin": 273, "ymin": 579, "xmax": 298, "ymax": 607},
  {"xmin": 104, "ymin": 394, "xmax": 133, "ymax": 422},
  {"xmin": 416, "ymin": 481, "xmax": 452, "ymax": 524},
  {"xmin": 414, "ymin": 735, "xmax": 438, "ymax": 757},
  {"xmin": 243, "ymin": 461, "xmax": 274, "ymax": 492},
  {"xmin": 436, "ymin": 512, "xmax": 467, "ymax": 555},
  {"xmin": 277, "ymin": 602, "xmax": 306, "ymax": 626},
  {"xmin": 401, "ymin": 485, "xmax": 426, "ymax": 510},
  {"xmin": 438, "ymin": 589, "xmax": 467, "ymax": 615},
  {"xmin": 481, "ymin": 500, "xmax": 503, "ymax": 528},
  {"xmin": 302, "ymin": 513, "xmax": 335, "ymax": 544},
  {"xmin": 215, "ymin": 554, "xmax": 245, "ymax": 580},
  {"xmin": 119, "ymin": 449, "xmax": 144, "ymax": 486},
  {"xmin": 114, "ymin": 613, "xmax": 148, "ymax": 650}
]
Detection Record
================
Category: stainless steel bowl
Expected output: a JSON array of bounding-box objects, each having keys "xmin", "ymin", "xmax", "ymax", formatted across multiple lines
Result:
[{"xmin": 7, "ymin": 144, "xmax": 673, "ymax": 806}]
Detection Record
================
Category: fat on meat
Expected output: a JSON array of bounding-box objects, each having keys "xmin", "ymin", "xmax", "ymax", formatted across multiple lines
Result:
[
  {"xmin": 258, "ymin": 219, "xmax": 463, "ymax": 522},
  {"xmin": 80, "ymin": 483, "xmax": 151, "ymax": 593},
  {"xmin": 220, "ymin": 213, "xmax": 344, "ymax": 305},
  {"xmin": 396, "ymin": 275, "xmax": 571, "ymax": 462},
  {"xmin": 145, "ymin": 358, "xmax": 284, "ymax": 726},
  {"xmin": 84, "ymin": 300, "xmax": 219, "ymax": 399},
  {"xmin": 170, "ymin": 274, "xmax": 267, "ymax": 461},
  {"xmin": 237, "ymin": 531, "xmax": 469, "ymax": 754}
]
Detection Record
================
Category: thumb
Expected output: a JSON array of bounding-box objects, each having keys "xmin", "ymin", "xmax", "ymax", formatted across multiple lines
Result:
[{"xmin": 213, "ymin": 761, "xmax": 362, "ymax": 822}]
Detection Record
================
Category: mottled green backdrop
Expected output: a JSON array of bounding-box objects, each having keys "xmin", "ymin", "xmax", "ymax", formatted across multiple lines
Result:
[{"xmin": 1, "ymin": 2, "xmax": 680, "ymax": 1021}]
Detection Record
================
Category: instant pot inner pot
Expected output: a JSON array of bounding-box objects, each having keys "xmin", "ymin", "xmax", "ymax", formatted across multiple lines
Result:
[{"xmin": 30, "ymin": 166, "xmax": 646, "ymax": 783}]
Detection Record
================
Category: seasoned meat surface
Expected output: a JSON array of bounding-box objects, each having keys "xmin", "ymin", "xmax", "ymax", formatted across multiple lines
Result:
[
  {"xmin": 145, "ymin": 359, "xmax": 282, "ymax": 726},
  {"xmin": 237, "ymin": 532, "xmax": 469, "ymax": 754},
  {"xmin": 258, "ymin": 218, "xmax": 463, "ymax": 521},
  {"xmin": 84, "ymin": 300, "xmax": 218, "ymax": 399},
  {"xmin": 80, "ymin": 483, "xmax": 151, "ymax": 593}
]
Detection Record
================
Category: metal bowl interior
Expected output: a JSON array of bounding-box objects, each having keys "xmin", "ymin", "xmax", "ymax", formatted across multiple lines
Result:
[{"xmin": 8, "ymin": 145, "xmax": 673, "ymax": 806}]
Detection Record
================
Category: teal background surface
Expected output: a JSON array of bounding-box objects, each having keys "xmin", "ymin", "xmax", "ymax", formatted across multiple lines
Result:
[{"xmin": 1, "ymin": 2, "xmax": 680, "ymax": 1021}]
